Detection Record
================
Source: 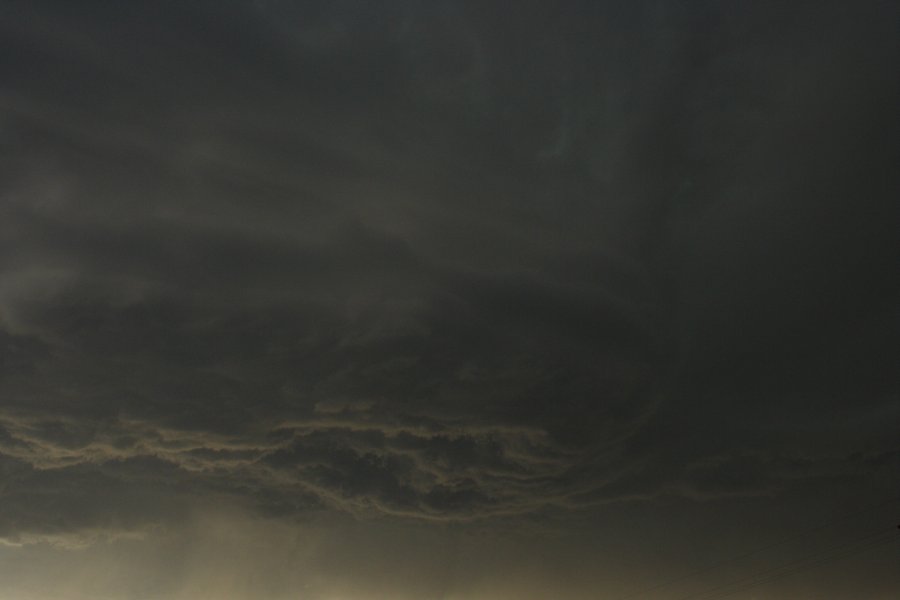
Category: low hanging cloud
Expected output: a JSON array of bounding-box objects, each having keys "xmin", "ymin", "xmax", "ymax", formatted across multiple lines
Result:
[
  {"xmin": 0, "ymin": 396, "xmax": 639, "ymax": 546},
  {"xmin": 0, "ymin": 0, "xmax": 897, "ymax": 572}
]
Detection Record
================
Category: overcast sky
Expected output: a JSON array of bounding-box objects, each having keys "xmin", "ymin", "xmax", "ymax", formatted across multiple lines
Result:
[{"xmin": 1, "ymin": 1, "xmax": 898, "ymax": 598}]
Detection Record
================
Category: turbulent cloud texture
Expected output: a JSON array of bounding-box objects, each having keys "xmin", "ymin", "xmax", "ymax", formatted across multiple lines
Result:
[{"xmin": 0, "ymin": 1, "xmax": 898, "ymax": 598}]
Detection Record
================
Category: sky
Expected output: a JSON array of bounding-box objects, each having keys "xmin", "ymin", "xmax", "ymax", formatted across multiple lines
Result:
[{"xmin": 0, "ymin": 1, "xmax": 898, "ymax": 598}]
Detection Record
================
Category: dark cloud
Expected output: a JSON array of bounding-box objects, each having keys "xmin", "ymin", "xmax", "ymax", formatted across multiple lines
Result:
[{"xmin": 0, "ymin": 0, "xmax": 898, "ymax": 597}]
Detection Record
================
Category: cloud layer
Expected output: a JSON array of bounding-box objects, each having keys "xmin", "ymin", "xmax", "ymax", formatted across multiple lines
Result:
[{"xmin": 0, "ymin": 9, "xmax": 897, "ymax": 600}]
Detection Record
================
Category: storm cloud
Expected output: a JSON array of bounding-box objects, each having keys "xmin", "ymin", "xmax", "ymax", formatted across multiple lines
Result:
[{"xmin": 0, "ymin": 1, "xmax": 898, "ymax": 598}]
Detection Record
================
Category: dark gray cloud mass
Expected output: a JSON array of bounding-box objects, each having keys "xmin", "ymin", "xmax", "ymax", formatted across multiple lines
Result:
[{"xmin": 0, "ymin": 0, "xmax": 898, "ymax": 598}]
